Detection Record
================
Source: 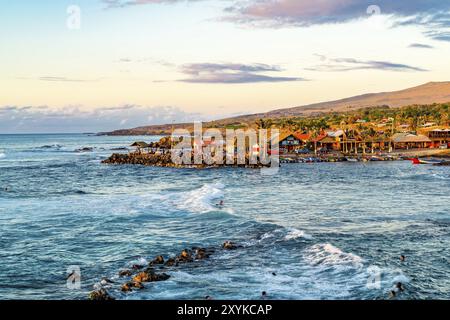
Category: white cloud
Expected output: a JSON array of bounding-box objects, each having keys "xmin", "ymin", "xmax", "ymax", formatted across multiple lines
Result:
[{"xmin": 0, "ymin": 105, "xmax": 212, "ymax": 133}]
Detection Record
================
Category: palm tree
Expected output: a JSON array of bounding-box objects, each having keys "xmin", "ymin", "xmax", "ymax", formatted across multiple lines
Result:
[
  {"xmin": 255, "ymin": 118, "xmax": 273, "ymax": 130},
  {"xmin": 310, "ymin": 129, "xmax": 320, "ymax": 155}
]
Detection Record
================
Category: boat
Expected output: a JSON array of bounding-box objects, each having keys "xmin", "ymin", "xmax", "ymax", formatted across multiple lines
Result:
[
  {"xmin": 346, "ymin": 157, "xmax": 359, "ymax": 162},
  {"xmin": 411, "ymin": 158, "xmax": 445, "ymax": 165},
  {"xmin": 433, "ymin": 161, "xmax": 450, "ymax": 166}
]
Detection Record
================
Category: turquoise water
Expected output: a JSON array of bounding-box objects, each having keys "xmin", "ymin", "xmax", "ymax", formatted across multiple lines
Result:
[{"xmin": 0, "ymin": 134, "xmax": 449, "ymax": 300}]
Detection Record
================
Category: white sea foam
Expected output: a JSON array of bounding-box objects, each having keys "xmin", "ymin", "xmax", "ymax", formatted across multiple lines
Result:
[
  {"xmin": 0, "ymin": 153, "xmax": 5, "ymax": 159},
  {"xmin": 284, "ymin": 228, "xmax": 313, "ymax": 240},
  {"xmin": 129, "ymin": 257, "xmax": 149, "ymax": 267},
  {"xmin": 303, "ymin": 243, "xmax": 364, "ymax": 268},
  {"xmin": 174, "ymin": 182, "xmax": 225, "ymax": 213},
  {"xmin": 245, "ymin": 227, "xmax": 313, "ymax": 247}
]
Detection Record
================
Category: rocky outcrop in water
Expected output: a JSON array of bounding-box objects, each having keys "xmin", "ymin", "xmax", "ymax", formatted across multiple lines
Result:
[
  {"xmin": 88, "ymin": 242, "xmax": 239, "ymax": 300},
  {"xmin": 102, "ymin": 153, "xmax": 271, "ymax": 168},
  {"xmin": 75, "ymin": 147, "xmax": 94, "ymax": 153}
]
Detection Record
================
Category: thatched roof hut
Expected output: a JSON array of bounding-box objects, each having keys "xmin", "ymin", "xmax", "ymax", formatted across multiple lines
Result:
[{"xmin": 391, "ymin": 133, "xmax": 431, "ymax": 144}]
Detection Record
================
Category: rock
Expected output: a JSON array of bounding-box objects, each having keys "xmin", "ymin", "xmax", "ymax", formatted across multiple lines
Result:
[
  {"xmin": 152, "ymin": 273, "xmax": 171, "ymax": 282},
  {"xmin": 133, "ymin": 270, "xmax": 171, "ymax": 283},
  {"xmin": 132, "ymin": 264, "xmax": 145, "ymax": 270},
  {"xmin": 132, "ymin": 281, "xmax": 145, "ymax": 289},
  {"xmin": 88, "ymin": 288, "xmax": 115, "ymax": 300},
  {"xmin": 75, "ymin": 147, "xmax": 93, "ymax": 153},
  {"xmin": 165, "ymin": 257, "xmax": 178, "ymax": 267},
  {"xmin": 178, "ymin": 249, "xmax": 193, "ymax": 262},
  {"xmin": 119, "ymin": 269, "xmax": 132, "ymax": 277},
  {"xmin": 222, "ymin": 241, "xmax": 238, "ymax": 250},
  {"xmin": 100, "ymin": 278, "xmax": 115, "ymax": 286},
  {"xmin": 150, "ymin": 255, "xmax": 165, "ymax": 265},
  {"xmin": 133, "ymin": 272, "xmax": 151, "ymax": 283},
  {"xmin": 193, "ymin": 248, "xmax": 212, "ymax": 260},
  {"xmin": 121, "ymin": 282, "xmax": 133, "ymax": 292}
]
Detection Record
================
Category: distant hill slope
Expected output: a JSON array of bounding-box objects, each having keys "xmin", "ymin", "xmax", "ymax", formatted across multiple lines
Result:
[
  {"xmin": 102, "ymin": 81, "xmax": 450, "ymax": 135},
  {"xmin": 265, "ymin": 81, "xmax": 450, "ymax": 117}
]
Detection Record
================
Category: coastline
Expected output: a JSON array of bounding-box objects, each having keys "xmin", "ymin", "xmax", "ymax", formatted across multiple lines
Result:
[{"xmin": 102, "ymin": 148, "xmax": 450, "ymax": 168}]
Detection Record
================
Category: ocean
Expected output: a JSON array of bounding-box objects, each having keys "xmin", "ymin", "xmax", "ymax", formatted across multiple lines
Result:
[{"xmin": 0, "ymin": 133, "xmax": 449, "ymax": 300}]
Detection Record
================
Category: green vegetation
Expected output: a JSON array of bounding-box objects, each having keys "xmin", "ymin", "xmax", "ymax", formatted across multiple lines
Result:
[{"xmin": 244, "ymin": 103, "xmax": 450, "ymax": 132}]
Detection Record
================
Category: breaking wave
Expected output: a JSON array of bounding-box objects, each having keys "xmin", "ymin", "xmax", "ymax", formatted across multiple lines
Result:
[
  {"xmin": 172, "ymin": 182, "xmax": 225, "ymax": 213},
  {"xmin": 284, "ymin": 228, "xmax": 313, "ymax": 240},
  {"xmin": 303, "ymin": 243, "xmax": 364, "ymax": 268}
]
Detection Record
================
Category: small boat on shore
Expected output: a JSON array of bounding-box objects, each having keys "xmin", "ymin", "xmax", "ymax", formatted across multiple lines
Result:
[
  {"xmin": 411, "ymin": 158, "xmax": 446, "ymax": 165},
  {"xmin": 433, "ymin": 161, "xmax": 450, "ymax": 166},
  {"xmin": 346, "ymin": 157, "xmax": 359, "ymax": 162}
]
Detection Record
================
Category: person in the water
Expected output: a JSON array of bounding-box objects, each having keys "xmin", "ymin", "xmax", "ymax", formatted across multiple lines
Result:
[
  {"xmin": 396, "ymin": 282, "xmax": 405, "ymax": 292},
  {"xmin": 216, "ymin": 200, "xmax": 224, "ymax": 207},
  {"xmin": 400, "ymin": 255, "xmax": 406, "ymax": 262}
]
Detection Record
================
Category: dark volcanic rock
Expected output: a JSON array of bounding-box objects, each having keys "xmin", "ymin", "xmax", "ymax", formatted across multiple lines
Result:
[
  {"xmin": 88, "ymin": 288, "xmax": 115, "ymax": 300},
  {"xmin": 75, "ymin": 147, "xmax": 94, "ymax": 153},
  {"xmin": 119, "ymin": 269, "xmax": 132, "ymax": 277}
]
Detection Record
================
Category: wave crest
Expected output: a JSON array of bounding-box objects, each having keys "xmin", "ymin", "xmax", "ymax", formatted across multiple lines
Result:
[
  {"xmin": 304, "ymin": 243, "xmax": 364, "ymax": 268},
  {"xmin": 174, "ymin": 182, "xmax": 225, "ymax": 213}
]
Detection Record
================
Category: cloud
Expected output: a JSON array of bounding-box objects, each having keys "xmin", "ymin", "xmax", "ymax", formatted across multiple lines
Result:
[
  {"xmin": 102, "ymin": 0, "xmax": 203, "ymax": 8},
  {"xmin": 178, "ymin": 63, "xmax": 305, "ymax": 83},
  {"xmin": 0, "ymin": 105, "xmax": 213, "ymax": 133},
  {"xmin": 100, "ymin": 1, "xmax": 450, "ymax": 41},
  {"xmin": 16, "ymin": 76, "xmax": 102, "ymax": 82},
  {"xmin": 306, "ymin": 57, "xmax": 428, "ymax": 72},
  {"xmin": 408, "ymin": 43, "xmax": 434, "ymax": 49},
  {"xmin": 38, "ymin": 76, "xmax": 92, "ymax": 83},
  {"xmin": 115, "ymin": 57, "xmax": 175, "ymax": 67},
  {"xmin": 223, "ymin": 0, "xmax": 450, "ymax": 41},
  {"xmin": 225, "ymin": 0, "xmax": 450, "ymax": 25}
]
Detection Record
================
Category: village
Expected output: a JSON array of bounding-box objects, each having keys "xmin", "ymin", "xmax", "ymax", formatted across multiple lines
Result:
[{"xmin": 103, "ymin": 117, "xmax": 450, "ymax": 167}]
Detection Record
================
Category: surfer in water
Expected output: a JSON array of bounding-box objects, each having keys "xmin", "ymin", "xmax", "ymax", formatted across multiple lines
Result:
[{"xmin": 216, "ymin": 200, "xmax": 224, "ymax": 207}]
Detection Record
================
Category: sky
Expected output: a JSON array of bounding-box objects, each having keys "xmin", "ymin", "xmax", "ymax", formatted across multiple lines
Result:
[{"xmin": 0, "ymin": 0, "xmax": 449, "ymax": 133}]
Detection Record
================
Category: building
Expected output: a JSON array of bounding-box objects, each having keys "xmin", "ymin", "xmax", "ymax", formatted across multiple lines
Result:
[
  {"xmin": 277, "ymin": 132, "xmax": 310, "ymax": 153},
  {"xmin": 427, "ymin": 129, "xmax": 450, "ymax": 148},
  {"xmin": 391, "ymin": 133, "xmax": 432, "ymax": 150}
]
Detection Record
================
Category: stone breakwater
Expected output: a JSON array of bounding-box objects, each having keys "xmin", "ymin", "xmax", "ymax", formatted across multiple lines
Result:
[{"xmin": 102, "ymin": 153, "xmax": 273, "ymax": 169}]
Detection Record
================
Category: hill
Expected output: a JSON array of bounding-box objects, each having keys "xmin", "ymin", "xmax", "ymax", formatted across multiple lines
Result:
[{"xmin": 102, "ymin": 81, "xmax": 450, "ymax": 135}]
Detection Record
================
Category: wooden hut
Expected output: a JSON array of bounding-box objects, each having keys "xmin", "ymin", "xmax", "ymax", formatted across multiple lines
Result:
[{"xmin": 391, "ymin": 133, "xmax": 432, "ymax": 150}]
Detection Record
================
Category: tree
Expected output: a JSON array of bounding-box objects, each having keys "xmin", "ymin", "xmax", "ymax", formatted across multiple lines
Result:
[{"xmin": 255, "ymin": 118, "xmax": 273, "ymax": 130}]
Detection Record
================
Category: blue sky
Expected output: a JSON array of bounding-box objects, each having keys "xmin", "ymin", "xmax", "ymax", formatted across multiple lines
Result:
[{"xmin": 1, "ymin": 0, "xmax": 449, "ymax": 133}]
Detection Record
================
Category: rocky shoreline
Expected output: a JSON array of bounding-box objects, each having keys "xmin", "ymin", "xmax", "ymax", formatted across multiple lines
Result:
[
  {"xmin": 89, "ymin": 241, "xmax": 241, "ymax": 300},
  {"xmin": 102, "ymin": 153, "xmax": 273, "ymax": 169}
]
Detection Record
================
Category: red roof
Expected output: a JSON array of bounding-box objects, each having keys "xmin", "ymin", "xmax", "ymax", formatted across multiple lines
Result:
[
  {"xmin": 293, "ymin": 132, "xmax": 311, "ymax": 141},
  {"xmin": 313, "ymin": 133, "xmax": 328, "ymax": 142}
]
